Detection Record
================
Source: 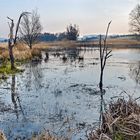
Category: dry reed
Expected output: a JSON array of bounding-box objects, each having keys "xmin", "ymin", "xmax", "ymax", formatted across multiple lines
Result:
[{"xmin": 89, "ymin": 98, "xmax": 140, "ymax": 140}]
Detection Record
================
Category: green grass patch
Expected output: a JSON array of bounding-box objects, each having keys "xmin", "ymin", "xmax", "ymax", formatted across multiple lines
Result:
[
  {"xmin": 0, "ymin": 62, "xmax": 24, "ymax": 74},
  {"xmin": 114, "ymin": 132, "xmax": 124, "ymax": 140}
]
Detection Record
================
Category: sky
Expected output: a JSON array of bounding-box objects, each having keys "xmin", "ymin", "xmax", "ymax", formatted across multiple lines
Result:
[{"xmin": 0, "ymin": 0, "xmax": 140, "ymax": 38}]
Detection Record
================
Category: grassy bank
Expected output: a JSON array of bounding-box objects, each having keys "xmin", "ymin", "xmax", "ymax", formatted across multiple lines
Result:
[
  {"xmin": 0, "ymin": 38, "xmax": 140, "ymax": 55},
  {"xmin": 36, "ymin": 38, "xmax": 140, "ymax": 48},
  {"xmin": 0, "ymin": 43, "xmax": 42, "ymax": 62},
  {"xmin": 0, "ymin": 43, "xmax": 43, "ymax": 75},
  {"xmin": 101, "ymin": 38, "xmax": 140, "ymax": 48}
]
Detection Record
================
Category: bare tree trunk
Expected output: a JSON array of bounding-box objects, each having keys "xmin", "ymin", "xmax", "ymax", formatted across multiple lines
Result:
[
  {"xmin": 8, "ymin": 41, "xmax": 15, "ymax": 69},
  {"xmin": 7, "ymin": 17, "xmax": 15, "ymax": 70},
  {"xmin": 99, "ymin": 21, "xmax": 112, "ymax": 93},
  {"xmin": 99, "ymin": 21, "xmax": 112, "ymax": 130},
  {"xmin": 29, "ymin": 44, "xmax": 32, "ymax": 49},
  {"xmin": 99, "ymin": 70, "xmax": 103, "ymax": 91},
  {"xmin": 7, "ymin": 12, "xmax": 29, "ymax": 69}
]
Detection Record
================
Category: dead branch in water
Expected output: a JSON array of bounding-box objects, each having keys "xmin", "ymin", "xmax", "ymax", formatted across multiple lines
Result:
[{"xmin": 99, "ymin": 21, "xmax": 112, "ymax": 92}]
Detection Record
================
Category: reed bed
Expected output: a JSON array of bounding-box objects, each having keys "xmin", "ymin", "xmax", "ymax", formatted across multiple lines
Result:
[
  {"xmin": 89, "ymin": 98, "xmax": 140, "ymax": 140},
  {"xmin": 0, "ymin": 43, "xmax": 43, "ymax": 62}
]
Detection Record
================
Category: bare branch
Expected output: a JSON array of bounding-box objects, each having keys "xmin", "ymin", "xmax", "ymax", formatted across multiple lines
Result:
[
  {"xmin": 106, "ymin": 54, "xmax": 112, "ymax": 59},
  {"xmin": 14, "ymin": 12, "xmax": 30, "ymax": 44},
  {"xmin": 99, "ymin": 21, "xmax": 112, "ymax": 91},
  {"xmin": 7, "ymin": 16, "xmax": 13, "ymax": 21},
  {"xmin": 106, "ymin": 50, "xmax": 112, "ymax": 57}
]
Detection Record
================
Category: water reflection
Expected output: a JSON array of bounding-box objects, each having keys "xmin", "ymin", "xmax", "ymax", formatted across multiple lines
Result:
[
  {"xmin": 11, "ymin": 75, "xmax": 25, "ymax": 119},
  {"xmin": 49, "ymin": 46, "xmax": 96, "ymax": 64},
  {"xmin": 129, "ymin": 61, "xmax": 140, "ymax": 85},
  {"xmin": 67, "ymin": 48, "xmax": 81, "ymax": 62},
  {"xmin": 0, "ymin": 47, "xmax": 140, "ymax": 139},
  {"xmin": 99, "ymin": 93, "xmax": 107, "ymax": 131},
  {"xmin": 26, "ymin": 63, "xmax": 43, "ymax": 91},
  {"xmin": 44, "ymin": 52, "xmax": 49, "ymax": 62}
]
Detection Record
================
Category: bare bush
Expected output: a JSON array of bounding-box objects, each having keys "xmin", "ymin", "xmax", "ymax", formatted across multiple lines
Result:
[
  {"xmin": 129, "ymin": 4, "xmax": 140, "ymax": 38},
  {"xmin": 20, "ymin": 9, "xmax": 42, "ymax": 49}
]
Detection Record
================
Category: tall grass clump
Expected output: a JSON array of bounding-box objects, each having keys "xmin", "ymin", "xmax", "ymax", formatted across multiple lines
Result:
[
  {"xmin": 89, "ymin": 97, "xmax": 140, "ymax": 140},
  {"xmin": 31, "ymin": 48, "xmax": 42, "ymax": 59}
]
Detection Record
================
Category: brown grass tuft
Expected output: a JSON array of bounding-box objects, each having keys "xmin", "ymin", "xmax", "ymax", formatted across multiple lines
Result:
[
  {"xmin": 0, "ymin": 131, "xmax": 7, "ymax": 140},
  {"xmin": 89, "ymin": 98, "xmax": 140, "ymax": 140},
  {"xmin": 32, "ymin": 132, "xmax": 68, "ymax": 140},
  {"xmin": 31, "ymin": 48, "xmax": 42, "ymax": 59}
]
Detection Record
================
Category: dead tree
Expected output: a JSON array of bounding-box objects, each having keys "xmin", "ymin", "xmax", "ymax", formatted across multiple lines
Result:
[
  {"xmin": 7, "ymin": 12, "xmax": 29, "ymax": 69},
  {"xmin": 7, "ymin": 17, "xmax": 15, "ymax": 69},
  {"xmin": 99, "ymin": 21, "xmax": 112, "ymax": 92}
]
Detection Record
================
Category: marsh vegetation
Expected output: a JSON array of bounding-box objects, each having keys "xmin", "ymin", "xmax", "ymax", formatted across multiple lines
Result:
[{"xmin": 0, "ymin": 45, "xmax": 139, "ymax": 139}]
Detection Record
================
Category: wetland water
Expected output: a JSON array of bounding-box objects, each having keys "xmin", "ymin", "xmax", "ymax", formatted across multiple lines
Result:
[{"xmin": 0, "ymin": 47, "xmax": 140, "ymax": 139}]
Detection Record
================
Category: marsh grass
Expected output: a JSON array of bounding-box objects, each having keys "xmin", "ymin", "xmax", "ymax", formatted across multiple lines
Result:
[
  {"xmin": 33, "ymin": 39, "xmax": 140, "ymax": 49},
  {"xmin": 0, "ymin": 42, "xmax": 43, "ymax": 74},
  {"xmin": 0, "ymin": 42, "xmax": 43, "ymax": 62},
  {"xmin": 0, "ymin": 131, "xmax": 68, "ymax": 140},
  {"xmin": 89, "ymin": 97, "xmax": 140, "ymax": 140},
  {"xmin": 31, "ymin": 132, "xmax": 68, "ymax": 140},
  {"xmin": 0, "ymin": 62, "xmax": 24, "ymax": 74},
  {"xmin": 31, "ymin": 48, "xmax": 42, "ymax": 59},
  {"xmin": 0, "ymin": 131, "xmax": 6, "ymax": 140}
]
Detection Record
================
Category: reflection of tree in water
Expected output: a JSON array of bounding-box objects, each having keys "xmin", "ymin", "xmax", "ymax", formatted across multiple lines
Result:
[
  {"xmin": 11, "ymin": 75, "xmax": 25, "ymax": 119},
  {"xmin": 67, "ymin": 48, "xmax": 80, "ymax": 62},
  {"xmin": 25, "ymin": 63, "xmax": 43, "ymax": 91},
  {"xmin": 31, "ymin": 63, "xmax": 43, "ymax": 90},
  {"xmin": 64, "ymin": 47, "xmax": 96, "ymax": 62},
  {"xmin": 63, "ymin": 47, "xmax": 83, "ymax": 62},
  {"xmin": 129, "ymin": 61, "xmax": 140, "ymax": 85},
  {"xmin": 47, "ymin": 101, "xmax": 75, "ymax": 137},
  {"xmin": 99, "ymin": 93, "xmax": 106, "ymax": 129}
]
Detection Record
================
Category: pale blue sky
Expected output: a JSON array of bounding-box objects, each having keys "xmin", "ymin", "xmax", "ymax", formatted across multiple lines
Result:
[{"xmin": 0, "ymin": 0, "xmax": 140, "ymax": 37}]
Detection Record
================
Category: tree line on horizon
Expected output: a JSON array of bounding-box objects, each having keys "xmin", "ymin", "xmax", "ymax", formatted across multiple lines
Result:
[{"xmin": 38, "ymin": 24, "xmax": 79, "ymax": 42}]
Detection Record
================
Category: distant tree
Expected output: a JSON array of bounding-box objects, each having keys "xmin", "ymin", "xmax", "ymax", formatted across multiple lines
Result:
[
  {"xmin": 129, "ymin": 4, "xmax": 140, "ymax": 37},
  {"xmin": 7, "ymin": 12, "xmax": 29, "ymax": 69},
  {"xmin": 38, "ymin": 33, "xmax": 57, "ymax": 42},
  {"xmin": 57, "ymin": 32, "xmax": 67, "ymax": 41},
  {"xmin": 66, "ymin": 24, "xmax": 79, "ymax": 40},
  {"xmin": 20, "ymin": 9, "xmax": 42, "ymax": 49}
]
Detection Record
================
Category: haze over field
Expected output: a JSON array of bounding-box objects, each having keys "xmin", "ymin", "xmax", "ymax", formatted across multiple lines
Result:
[{"xmin": 0, "ymin": 0, "xmax": 140, "ymax": 37}]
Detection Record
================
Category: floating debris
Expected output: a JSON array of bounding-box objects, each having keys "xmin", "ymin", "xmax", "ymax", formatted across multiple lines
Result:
[{"xmin": 118, "ymin": 76, "xmax": 126, "ymax": 81}]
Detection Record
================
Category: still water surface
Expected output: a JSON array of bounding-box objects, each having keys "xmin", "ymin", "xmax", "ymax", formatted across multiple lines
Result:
[{"xmin": 0, "ymin": 47, "xmax": 140, "ymax": 139}]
